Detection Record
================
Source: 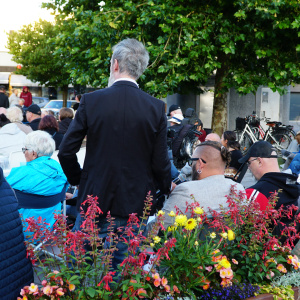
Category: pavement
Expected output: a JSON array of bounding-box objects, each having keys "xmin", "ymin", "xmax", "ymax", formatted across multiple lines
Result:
[{"xmin": 240, "ymin": 169, "xmax": 257, "ymax": 189}]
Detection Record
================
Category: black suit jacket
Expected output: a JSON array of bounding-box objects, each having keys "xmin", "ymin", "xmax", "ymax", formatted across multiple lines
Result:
[{"xmin": 58, "ymin": 81, "xmax": 171, "ymax": 217}]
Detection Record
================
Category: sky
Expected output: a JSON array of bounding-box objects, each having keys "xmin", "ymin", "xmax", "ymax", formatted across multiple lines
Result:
[{"xmin": 0, "ymin": 0, "xmax": 55, "ymax": 51}]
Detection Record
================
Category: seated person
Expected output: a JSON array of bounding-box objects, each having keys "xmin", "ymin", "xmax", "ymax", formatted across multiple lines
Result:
[
  {"xmin": 239, "ymin": 141, "xmax": 299, "ymax": 242},
  {"xmin": 167, "ymin": 104, "xmax": 183, "ymax": 118},
  {"xmin": 0, "ymin": 113, "xmax": 26, "ymax": 155},
  {"xmin": 6, "ymin": 130, "xmax": 68, "ymax": 238},
  {"xmin": 0, "ymin": 166, "xmax": 33, "ymax": 298},
  {"xmin": 221, "ymin": 131, "xmax": 243, "ymax": 178},
  {"xmin": 6, "ymin": 106, "xmax": 32, "ymax": 135},
  {"xmin": 158, "ymin": 141, "xmax": 245, "ymax": 229}
]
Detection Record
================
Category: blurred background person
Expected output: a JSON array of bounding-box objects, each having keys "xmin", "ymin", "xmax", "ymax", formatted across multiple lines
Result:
[
  {"xmin": 39, "ymin": 115, "xmax": 63, "ymax": 150},
  {"xmin": 194, "ymin": 119, "xmax": 206, "ymax": 142},
  {"xmin": 9, "ymin": 88, "xmax": 20, "ymax": 107},
  {"xmin": 6, "ymin": 131, "xmax": 68, "ymax": 239},
  {"xmin": 6, "ymin": 106, "xmax": 32, "ymax": 135},
  {"xmin": 0, "ymin": 85, "xmax": 9, "ymax": 108},
  {"xmin": 221, "ymin": 130, "xmax": 243, "ymax": 178},
  {"xmin": 73, "ymin": 94, "xmax": 81, "ymax": 111},
  {"xmin": 20, "ymin": 86, "xmax": 32, "ymax": 108},
  {"xmin": 205, "ymin": 132, "xmax": 221, "ymax": 143},
  {"xmin": 26, "ymin": 104, "xmax": 42, "ymax": 130},
  {"xmin": 58, "ymin": 107, "xmax": 74, "ymax": 134}
]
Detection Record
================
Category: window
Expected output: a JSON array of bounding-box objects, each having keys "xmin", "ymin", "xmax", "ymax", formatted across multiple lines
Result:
[{"xmin": 290, "ymin": 93, "xmax": 300, "ymax": 121}]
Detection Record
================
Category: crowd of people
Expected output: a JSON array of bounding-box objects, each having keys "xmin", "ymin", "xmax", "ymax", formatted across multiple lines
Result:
[{"xmin": 0, "ymin": 38, "xmax": 300, "ymax": 298}]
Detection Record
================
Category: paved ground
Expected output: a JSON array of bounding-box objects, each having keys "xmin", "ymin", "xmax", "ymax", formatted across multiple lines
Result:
[{"xmin": 240, "ymin": 169, "xmax": 257, "ymax": 189}]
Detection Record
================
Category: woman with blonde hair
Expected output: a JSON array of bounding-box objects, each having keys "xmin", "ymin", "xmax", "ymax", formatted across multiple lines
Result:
[{"xmin": 6, "ymin": 106, "xmax": 32, "ymax": 134}]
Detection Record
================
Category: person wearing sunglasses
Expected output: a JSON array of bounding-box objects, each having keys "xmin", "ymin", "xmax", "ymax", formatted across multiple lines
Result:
[
  {"xmin": 157, "ymin": 141, "xmax": 245, "ymax": 229},
  {"xmin": 238, "ymin": 141, "xmax": 299, "ymax": 243}
]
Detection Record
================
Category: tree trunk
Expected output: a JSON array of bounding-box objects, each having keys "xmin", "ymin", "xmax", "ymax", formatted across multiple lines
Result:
[
  {"xmin": 62, "ymin": 85, "xmax": 68, "ymax": 107},
  {"xmin": 211, "ymin": 53, "xmax": 229, "ymax": 137}
]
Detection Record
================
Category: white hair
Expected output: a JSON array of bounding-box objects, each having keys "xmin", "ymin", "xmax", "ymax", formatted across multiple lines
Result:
[
  {"xmin": 111, "ymin": 38, "xmax": 149, "ymax": 80},
  {"xmin": 25, "ymin": 130, "xmax": 55, "ymax": 157},
  {"xmin": 6, "ymin": 106, "xmax": 23, "ymax": 122}
]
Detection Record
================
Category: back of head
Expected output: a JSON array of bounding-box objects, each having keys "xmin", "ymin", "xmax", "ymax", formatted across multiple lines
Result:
[
  {"xmin": 223, "ymin": 130, "xmax": 240, "ymax": 150},
  {"xmin": 59, "ymin": 107, "xmax": 74, "ymax": 120},
  {"xmin": 112, "ymin": 38, "xmax": 149, "ymax": 80},
  {"xmin": 6, "ymin": 106, "xmax": 23, "ymax": 123},
  {"xmin": 39, "ymin": 115, "xmax": 59, "ymax": 131},
  {"xmin": 25, "ymin": 130, "xmax": 55, "ymax": 157},
  {"xmin": 196, "ymin": 141, "xmax": 231, "ymax": 172},
  {"xmin": 205, "ymin": 133, "xmax": 221, "ymax": 143}
]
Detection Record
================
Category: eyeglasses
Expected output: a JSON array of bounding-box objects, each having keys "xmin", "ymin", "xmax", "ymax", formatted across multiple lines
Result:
[
  {"xmin": 22, "ymin": 147, "xmax": 32, "ymax": 154},
  {"xmin": 247, "ymin": 158, "xmax": 258, "ymax": 166},
  {"xmin": 188, "ymin": 157, "xmax": 207, "ymax": 166}
]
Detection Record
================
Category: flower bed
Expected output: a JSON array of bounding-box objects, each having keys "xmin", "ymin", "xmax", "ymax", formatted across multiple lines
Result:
[{"xmin": 19, "ymin": 189, "xmax": 300, "ymax": 299}]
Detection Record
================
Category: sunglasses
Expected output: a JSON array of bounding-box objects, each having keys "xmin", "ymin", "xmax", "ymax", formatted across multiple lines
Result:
[{"xmin": 188, "ymin": 157, "xmax": 207, "ymax": 166}]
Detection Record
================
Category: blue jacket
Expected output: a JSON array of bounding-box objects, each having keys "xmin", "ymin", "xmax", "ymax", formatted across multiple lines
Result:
[
  {"xmin": 0, "ymin": 167, "xmax": 33, "ymax": 299},
  {"xmin": 289, "ymin": 153, "xmax": 300, "ymax": 175},
  {"xmin": 7, "ymin": 156, "xmax": 68, "ymax": 239}
]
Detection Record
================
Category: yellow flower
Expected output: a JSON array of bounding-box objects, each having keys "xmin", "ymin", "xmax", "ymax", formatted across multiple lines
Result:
[
  {"xmin": 168, "ymin": 210, "xmax": 176, "ymax": 217},
  {"xmin": 69, "ymin": 283, "xmax": 75, "ymax": 291},
  {"xmin": 194, "ymin": 207, "xmax": 204, "ymax": 215},
  {"xmin": 219, "ymin": 258, "xmax": 231, "ymax": 269},
  {"xmin": 157, "ymin": 210, "xmax": 165, "ymax": 216},
  {"xmin": 167, "ymin": 225, "xmax": 177, "ymax": 232},
  {"xmin": 220, "ymin": 232, "xmax": 228, "ymax": 239},
  {"xmin": 227, "ymin": 230, "xmax": 235, "ymax": 241},
  {"xmin": 185, "ymin": 218, "xmax": 197, "ymax": 230},
  {"xmin": 150, "ymin": 243, "xmax": 154, "ymax": 247},
  {"xmin": 210, "ymin": 232, "xmax": 216, "ymax": 239},
  {"xmin": 197, "ymin": 217, "xmax": 202, "ymax": 223},
  {"xmin": 194, "ymin": 241, "xmax": 199, "ymax": 246},
  {"xmin": 153, "ymin": 236, "xmax": 161, "ymax": 244},
  {"xmin": 175, "ymin": 215, "xmax": 187, "ymax": 226}
]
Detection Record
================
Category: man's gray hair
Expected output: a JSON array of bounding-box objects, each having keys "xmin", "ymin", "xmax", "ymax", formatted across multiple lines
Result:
[
  {"xmin": 7, "ymin": 106, "xmax": 23, "ymax": 123},
  {"xmin": 25, "ymin": 130, "xmax": 55, "ymax": 157},
  {"xmin": 112, "ymin": 38, "xmax": 149, "ymax": 80}
]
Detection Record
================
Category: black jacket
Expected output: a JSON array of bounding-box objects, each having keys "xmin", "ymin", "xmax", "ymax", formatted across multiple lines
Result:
[
  {"xmin": 58, "ymin": 118, "xmax": 73, "ymax": 135},
  {"xmin": 248, "ymin": 172, "xmax": 299, "ymax": 242},
  {"xmin": 28, "ymin": 118, "xmax": 41, "ymax": 131},
  {"xmin": 58, "ymin": 81, "xmax": 171, "ymax": 218},
  {"xmin": 43, "ymin": 128, "xmax": 64, "ymax": 150},
  {"xmin": 0, "ymin": 93, "xmax": 9, "ymax": 108},
  {"xmin": 0, "ymin": 167, "xmax": 34, "ymax": 299}
]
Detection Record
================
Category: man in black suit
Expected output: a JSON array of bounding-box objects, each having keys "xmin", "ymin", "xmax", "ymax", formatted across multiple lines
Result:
[{"xmin": 58, "ymin": 38, "xmax": 171, "ymax": 269}]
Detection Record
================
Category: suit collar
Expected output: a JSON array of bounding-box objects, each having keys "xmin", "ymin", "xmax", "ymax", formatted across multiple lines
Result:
[{"xmin": 112, "ymin": 80, "xmax": 139, "ymax": 89}]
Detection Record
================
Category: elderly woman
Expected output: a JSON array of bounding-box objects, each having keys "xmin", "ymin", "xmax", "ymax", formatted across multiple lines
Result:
[
  {"xmin": 6, "ymin": 131, "xmax": 68, "ymax": 238},
  {"xmin": 6, "ymin": 106, "xmax": 32, "ymax": 134}
]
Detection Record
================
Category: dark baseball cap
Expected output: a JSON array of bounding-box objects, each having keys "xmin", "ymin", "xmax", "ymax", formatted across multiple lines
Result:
[
  {"xmin": 0, "ymin": 85, "xmax": 5, "ymax": 90},
  {"xmin": 238, "ymin": 141, "xmax": 277, "ymax": 164},
  {"xmin": 167, "ymin": 104, "xmax": 181, "ymax": 116},
  {"xmin": 26, "ymin": 104, "xmax": 41, "ymax": 116}
]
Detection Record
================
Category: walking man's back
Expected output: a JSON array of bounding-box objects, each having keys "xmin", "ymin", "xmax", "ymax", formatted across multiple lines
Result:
[{"xmin": 58, "ymin": 38, "xmax": 171, "ymax": 269}]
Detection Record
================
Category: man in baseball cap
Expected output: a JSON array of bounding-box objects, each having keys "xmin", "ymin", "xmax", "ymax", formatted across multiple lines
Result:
[
  {"xmin": 26, "ymin": 104, "xmax": 41, "ymax": 131},
  {"xmin": 239, "ymin": 141, "xmax": 299, "ymax": 243},
  {"xmin": 167, "ymin": 104, "xmax": 182, "ymax": 117}
]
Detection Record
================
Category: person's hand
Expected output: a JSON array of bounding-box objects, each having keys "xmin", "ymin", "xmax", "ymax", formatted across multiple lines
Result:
[
  {"xmin": 170, "ymin": 182, "xmax": 177, "ymax": 192},
  {"xmin": 65, "ymin": 192, "xmax": 73, "ymax": 200}
]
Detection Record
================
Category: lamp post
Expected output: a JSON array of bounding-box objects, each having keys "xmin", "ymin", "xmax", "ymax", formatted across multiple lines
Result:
[{"xmin": 8, "ymin": 65, "xmax": 22, "ymax": 96}]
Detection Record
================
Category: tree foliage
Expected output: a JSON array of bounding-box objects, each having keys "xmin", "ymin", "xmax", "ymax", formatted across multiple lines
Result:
[
  {"xmin": 7, "ymin": 20, "xmax": 71, "ymax": 101},
  {"xmin": 10, "ymin": 0, "xmax": 300, "ymax": 131}
]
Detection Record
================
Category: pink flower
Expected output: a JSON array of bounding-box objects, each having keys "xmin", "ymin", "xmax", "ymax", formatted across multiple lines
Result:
[
  {"xmin": 161, "ymin": 277, "xmax": 168, "ymax": 287},
  {"xmin": 154, "ymin": 279, "xmax": 161, "ymax": 287},
  {"xmin": 173, "ymin": 285, "xmax": 180, "ymax": 293},
  {"xmin": 41, "ymin": 280, "xmax": 47, "ymax": 287},
  {"xmin": 205, "ymin": 266, "xmax": 213, "ymax": 272},
  {"xmin": 42, "ymin": 285, "xmax": 52, "ymax": 295},
  {"xmin": 137, "ymin": 288, "xmax": 147, "ymax": 298},
  {"xmin": 165, "ymin": 284, "xmax": 171, "ymax": 292},
  {"xmin": 56, "ymin": 288, "xmax": 64, "ymax": 296}
]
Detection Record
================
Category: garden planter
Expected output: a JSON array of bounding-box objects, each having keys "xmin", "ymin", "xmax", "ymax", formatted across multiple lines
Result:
[{"xmin": 247, "ymin": 287, "xmax": 299, "ymax": 300}]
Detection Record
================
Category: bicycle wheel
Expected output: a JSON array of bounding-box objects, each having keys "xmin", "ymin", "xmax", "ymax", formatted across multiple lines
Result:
[
  {"xmin": 267, "ymin": 132, "xmax": 291, "ymax": 150},
  {"xmin": 238, "ymin": 132, "xmax": 253, "ymax": 155}
]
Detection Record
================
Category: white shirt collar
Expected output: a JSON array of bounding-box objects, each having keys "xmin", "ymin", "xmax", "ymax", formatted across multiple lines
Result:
[{"xmin": 114, "ymin": 78, "xmax": 139, "ymax": 87}]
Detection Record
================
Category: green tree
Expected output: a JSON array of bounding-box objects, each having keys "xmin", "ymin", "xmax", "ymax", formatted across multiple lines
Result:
[
  {"xmin": 43, "ymin": 0, "xmax": 300, "ymax": 133},
  {"xmin": 7, "ymin": 20, "xmax": 71, "ymax": 104}
]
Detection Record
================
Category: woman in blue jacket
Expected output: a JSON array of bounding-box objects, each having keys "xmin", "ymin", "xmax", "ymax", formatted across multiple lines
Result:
[{"xmin": 6, "ymin": 130, "xmax": 68, "ymax": 239}]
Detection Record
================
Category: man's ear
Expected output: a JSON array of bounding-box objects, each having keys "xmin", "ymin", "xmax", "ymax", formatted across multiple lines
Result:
[{"xmin": 112, "ymin": 59, "xmax": 119, "ymax": 72}]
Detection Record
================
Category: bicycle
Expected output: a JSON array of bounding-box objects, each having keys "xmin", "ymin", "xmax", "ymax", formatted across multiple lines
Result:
[{"xmin": 235, "ymin": 114, "xmax": 292, "ymax": 155}]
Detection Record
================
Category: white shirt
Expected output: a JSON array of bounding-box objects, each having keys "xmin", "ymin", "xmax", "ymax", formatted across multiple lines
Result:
[{"xmin": 114, "ymin": 77, "xmax": 139, "ymax": 87}]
